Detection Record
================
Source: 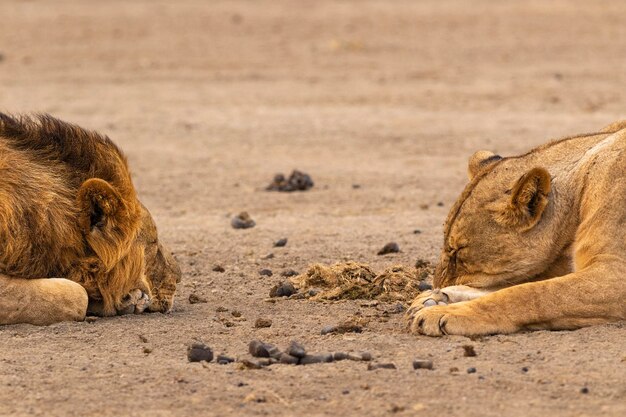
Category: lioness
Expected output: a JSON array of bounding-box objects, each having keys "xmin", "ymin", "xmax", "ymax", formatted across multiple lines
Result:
[
  {"xmin": 0, "ymin": 114, "xmax": 181, "ymax": 325},
  {"xmin": 407, "ymin": 121, "xmax": 626, "ymax": 336}
]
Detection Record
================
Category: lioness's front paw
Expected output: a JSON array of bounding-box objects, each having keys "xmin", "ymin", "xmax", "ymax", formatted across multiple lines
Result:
[
  {"xmin": 117, "ymin": 289, "xmax": 151, "ymax": 315},
  {"xmin": 405, "ymin": 289, "xmax": 449, "ymax": 321}
]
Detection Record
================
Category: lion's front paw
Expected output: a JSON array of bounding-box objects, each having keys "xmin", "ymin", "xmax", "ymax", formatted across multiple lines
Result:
[
  {"xmin": 407, "ymin": 304, "xmax": 457, "ymax": 336},
  {"xmin": 405, "ymin": 289, "xmax": 449, "ymax": 321},
  {"xmin": 117, "ymin": 289, "xmax": 151, "ymax": 315}
]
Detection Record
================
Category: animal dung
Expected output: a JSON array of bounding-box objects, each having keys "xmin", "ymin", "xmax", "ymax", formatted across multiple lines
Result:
[{"xmin": 266, "ymin": 170, "xmax": 314, "ymax": 192}]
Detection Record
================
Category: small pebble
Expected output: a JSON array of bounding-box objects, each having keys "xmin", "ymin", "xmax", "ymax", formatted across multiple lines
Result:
[
  {"xmin": 462, "ymin": 345, "xmax": 477, "ymax": 357},
  {"xmin": 231, "ymin": 212, "xmax": 256, "ymax": 229},
  {"xmin": 217, "ymin": 355, "xmax": 235, "ymax": 365},
  {"xmin": 352, "ymin": 184, "xmax": 361, "ymax": 189},
  {"xmin": 261, "ymin": 253, "xmax": 275, "ymax": 260},
  {"xmin": 254, "ymin": 318, "xmax": 273, "ymax": 328},
  {"xmin": 188, "ymin": 293, "xmax": 208, "ymax": 304},
  {"xmin": 274, "ymin": 238, "xmax": 288, "ymax": 247},
  {"xmin": 437, "ymin": 202, "xmax": 444, "ymax": 207},
  {"xmin": 413, "ymin": 229, "xmax": 422, "ymax": 234},
  {"xmin": 377, "ymin": 242, "xmax": 400, "ymax": 255},
  {"xmin": 521, "ymin": 367, "xmax": 529, "ymax": 373},
  {"xmin": 580, "ymin": 387, "xmax": 589, "ymax": 394},
  {"xmin": 281, "ymin": 269, "xmax": 299, "ymax": 277},
  {"xmin": 269, "ymin": 281, "xmax": 296, "ymax": 297},
  {"xmin": 143, "ymin": 347, "xmax": 152, "ymax": 354},
  {"xmin": 360, "ymin": 352, "xmax": 373, "ymax": 361},
  {"xmin": 467, "ymin": 367, "xmax": 477, "ymax": 374},
  {"xmin": 333, "ymin": 352, "xmax": 349, "ymax": 361},
  {"xmin": 187, "ymin": 343, "xmax": 214, "ymax": 363},
  {"xmin": 231, "ymin": 310, "xmax": 242, "ymax": 318},
  {"xmin": 216, "ymin": 306, "xmax": 229, "ymax": 312},
  {"xmin": 259, "ymin": 269, "xmax": 273, "ymax": 277},
  {"xmin": 212, "ymin": 264, "xmax": 226, "ymax": 273},
  {"xmin": 367, "ymin": 363, "xmax": 396, "ymax": 370},
  {"xmin": 449, "ymin": 367, "xmax": 459, "ymax": 373},
  {"xmin": 418, "ymin": 281, "xmax": 433, "ymax": 291},
  {"xmin": 287, "ymin": 341, "xmax": 307, "ymax": 358},
  {"xmin": 139, "ymin": 335, "xmax": 148, "ymax": 343},
  {"xmin": 413, "ymin": 359, "xmax": 434, "ymax": 370}
]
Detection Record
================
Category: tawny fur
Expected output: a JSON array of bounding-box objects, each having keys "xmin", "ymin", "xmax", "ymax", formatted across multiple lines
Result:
[
  {"xmin": 0, "ymin": 114, "xmax": 181, "ymax": 324},
  {"xmin": 407, "ymin": 120, "xmax": 626, "ymax": 336}
]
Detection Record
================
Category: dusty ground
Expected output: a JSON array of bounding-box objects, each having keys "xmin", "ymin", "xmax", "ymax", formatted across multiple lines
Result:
[{"xmin": 0, "ymin": 1, "xmax": 625, "ymax": 416}]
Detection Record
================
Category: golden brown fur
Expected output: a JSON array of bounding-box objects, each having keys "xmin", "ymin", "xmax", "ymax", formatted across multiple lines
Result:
[
  {"xmin": 407, "ymin": 121, "xmax": 626, "ymax": 336},
  {"xmin": 0, "ymin": 114, "xmax": 181, "ymax": 325}
]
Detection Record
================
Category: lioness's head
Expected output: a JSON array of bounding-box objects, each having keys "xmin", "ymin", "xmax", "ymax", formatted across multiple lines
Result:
[
  {"xmin": 434, "ymin": 150, "xmax": 555, "ymax": 289},
  {"xmin": 76, "ymin": 179, "xmax": 181, "ymax": 315}
]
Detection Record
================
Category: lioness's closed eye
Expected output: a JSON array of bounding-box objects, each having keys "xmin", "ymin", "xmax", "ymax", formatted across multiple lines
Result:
[
  {"xmin": 0, "ymin": 113, "xmax": 181, "ymax": 325},
  {"xmin": 407, "ymin": 120, "xmax": 626, "ymax": 336}
]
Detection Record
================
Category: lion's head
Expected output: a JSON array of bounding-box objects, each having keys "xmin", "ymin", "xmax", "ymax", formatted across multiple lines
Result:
[
  {"xmin": 434, "ymin": 150, "xmax": 558, "ymax": 290},
  {"xmin": 75, "ymin": 171, "xmax": 181, "ymax": 317}
]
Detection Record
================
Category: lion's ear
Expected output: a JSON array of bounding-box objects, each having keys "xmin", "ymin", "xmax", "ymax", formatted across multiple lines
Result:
[
  {"xmin": 498, "ymin": 167, "xmax": 551, "ymax": 231},
  {"xmin": 77, "ymin": 178, "xmax": 124, "ymax": 234},
  {"xmin": 468, "ymin": 150, "xmax": 501, "ymax": 180}
]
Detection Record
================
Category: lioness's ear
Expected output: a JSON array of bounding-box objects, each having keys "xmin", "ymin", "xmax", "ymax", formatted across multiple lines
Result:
[
  {"xmin": 468, "ymin": 150, "xmax": 502, "ymax": 180},
  {"xmin": 498, "ymin": 167, "xmax": 551, "ymax": 231},
  {"xmin": 77, "ymin": 178, "xmax": 124, "ymax": 234}
]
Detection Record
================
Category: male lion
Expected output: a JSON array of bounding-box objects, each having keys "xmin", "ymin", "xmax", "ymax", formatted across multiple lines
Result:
[
  {"xmin": 0, "ymin": 114, "xmax": 181, "ymax": 325},
  {"xmin": 407, "ymin": 121, "xmax": 626, "ymax": 336}
]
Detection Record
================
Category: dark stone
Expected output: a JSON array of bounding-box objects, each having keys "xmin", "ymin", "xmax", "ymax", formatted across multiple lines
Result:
[
  {"xmin": 212, "ymin": 264, "xmax": 226, "ymax": 273},
  {"xmin": 287, "ymin": 341, "xmax": 306, "ymax": 358},
  {"xmin": 248, "ymin": 340, "xmax": 270, "ymax": 358},
  {"xmin": 187, "ymin": 343, "xmax": 213, "ymax": 363},
  {"xmin": 259, "ymin": 269, "xmax": 273, "ymax": 277},
  {"xmin": 418, "ymin": 281, "xmax": 433, "ymax": 291},
  {"xmin": 413, "ymin": 359, "xmax": 434, "ymax": 370},
  {"xmin": 269, "ymin": 281, "xmax": 296, "ymax": 297},
  {"xmin": 217, "ymin": 355, "xmax": 235, "ymax": 365},
  {"xmin": 467, "ymin": 367, "xmax": 477, "ymax": 374},
  {"xmin": 274, "ymin": 238, "xmax": 288, "ymax": 247},
  {"xmin": 367, "ymin": 363, "xmax": 396, "ymax": 370},
  {"xmin": 281, "ymin": 269, "xmax": 299, "ymax": 277},
  {"xmin": 580, "ymin": 387, "xmax": 589, "ymax": 394},
  {"xmin": 377, "ymin": 242, "xmax": 400, "ymax": 255},
  {"xmin": 300, "ymin": 354, "xmax": 334, "ymax": 365},
  {"xmin": 279, "ymin": 353, "xmax": 299, "ymax": 365},
  {"xmin": 231, "ymin": 212, "xmax": 256, "ymax": 229}
]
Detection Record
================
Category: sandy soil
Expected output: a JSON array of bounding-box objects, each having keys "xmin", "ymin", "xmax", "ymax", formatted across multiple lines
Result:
[{"xmin": 0, "ymin": 1, "xmax": 625, "ymax": 416}]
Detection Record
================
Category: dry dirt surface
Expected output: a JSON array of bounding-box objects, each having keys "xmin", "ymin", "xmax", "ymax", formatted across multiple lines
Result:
[{"xmin": 0, "ymin": 1, "xmax": 625, "ymax": 416}]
